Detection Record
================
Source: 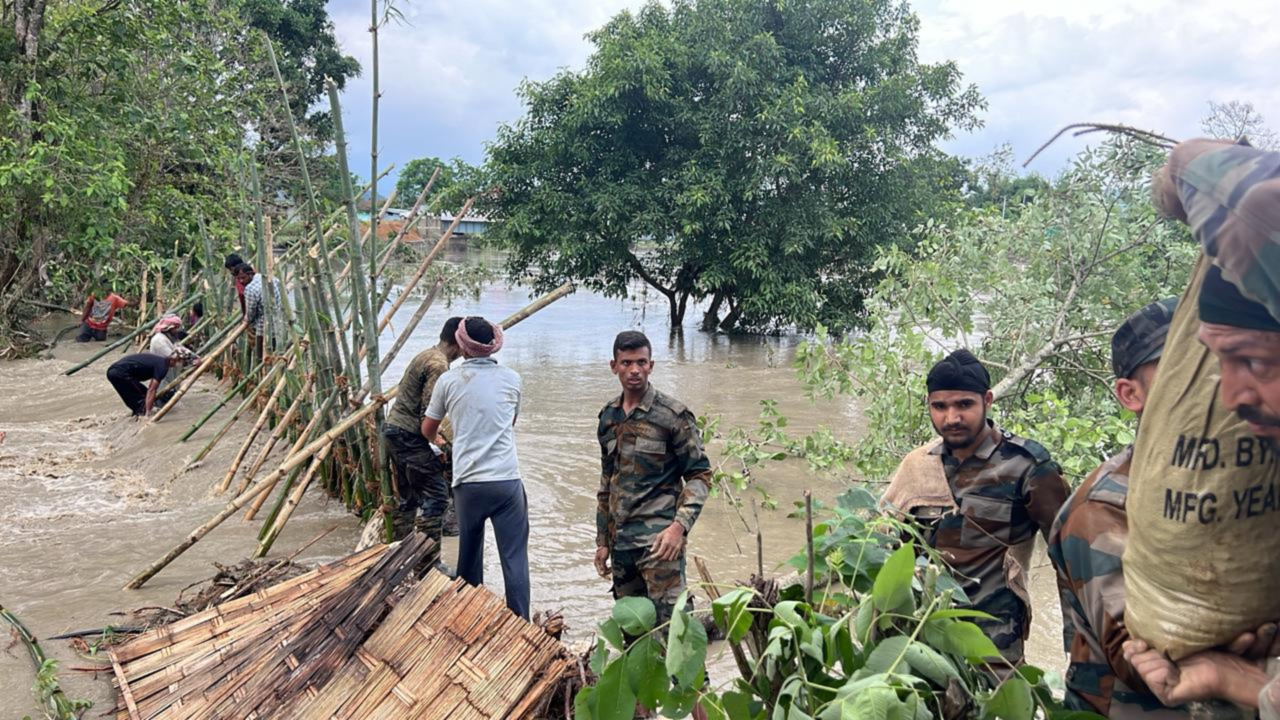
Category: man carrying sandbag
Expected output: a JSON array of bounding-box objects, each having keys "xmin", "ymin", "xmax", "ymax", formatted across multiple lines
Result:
[
  {"xmin": 1048, "ymin": 298, "xmax": 1190, "ymax": 718},
  {"xmin": 882, "ymin": 349, "xmax": 1070, "ymax": 668},
  {"xmin": 1119, "ymin": 138, "xmax": 1280, "ymax": 718}
]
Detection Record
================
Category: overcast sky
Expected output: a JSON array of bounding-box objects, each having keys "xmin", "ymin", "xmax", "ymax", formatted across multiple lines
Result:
[{"xmin": 326, "ymin": 0, "xmax": 1280, "ymax": 187}]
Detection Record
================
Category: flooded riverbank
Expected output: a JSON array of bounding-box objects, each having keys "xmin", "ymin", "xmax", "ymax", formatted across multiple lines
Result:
[{"xmin": 0, "ymin": 254, "xmax": 1064, "ymax": 716}]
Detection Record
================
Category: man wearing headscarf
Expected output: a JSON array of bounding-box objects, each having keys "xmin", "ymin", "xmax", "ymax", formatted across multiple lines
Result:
[
  {"xmin": 421, "ymin": 316, "xmax": 530, "ymax": 620},
  {"xmin": 882, "ymin": 349, "xmax": 1070, "ymax": 668},
  {"xmin": 148, "ymin": 313, "xmax": 201, "ymax": 404}
]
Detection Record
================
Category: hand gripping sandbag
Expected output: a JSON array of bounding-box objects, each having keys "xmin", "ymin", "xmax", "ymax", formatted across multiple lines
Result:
[{"xmin": 1123, "ymin": 255, "xmax": 1280, "ymax": 659}]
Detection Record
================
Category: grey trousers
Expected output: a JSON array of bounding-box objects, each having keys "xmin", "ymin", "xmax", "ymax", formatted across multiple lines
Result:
[{"xmin": 453, "ymin": 479, "xmax": 530, "ymax": 620}]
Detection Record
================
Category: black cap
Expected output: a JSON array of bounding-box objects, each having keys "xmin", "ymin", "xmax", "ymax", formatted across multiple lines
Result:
[
  {"xmin": 1111, "ymin": 297, "xmax": 1178, "ymax": 380},
  {"xmin": 926, "ymin": 349, "xmax": 991, "ymax": 395},
  {"xmin": 1199, "ymin": 265, "xmax": 1280, "ymax": 333}
]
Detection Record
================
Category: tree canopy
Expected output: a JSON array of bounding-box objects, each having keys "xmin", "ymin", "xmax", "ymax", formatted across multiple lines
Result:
[
  {"xmin": 0, "ymin": 0, "xmax": 357, "ymax": 343},
  {"xmin": 394, "ymin": 155, "xmax": 479, "ymax": 213},
  {"xmin": 795, "ymin": 139, "xmax": 1196, "ymax": 482},
  {"xmin": 479, "ymin": 0, "xmax": 983, "ymax": 333}
]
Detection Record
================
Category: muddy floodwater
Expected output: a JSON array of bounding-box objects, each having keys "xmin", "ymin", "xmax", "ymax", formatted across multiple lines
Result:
[{"xmin": 0, "ymin": 248, "xmax": 1064, "ymax": 717}]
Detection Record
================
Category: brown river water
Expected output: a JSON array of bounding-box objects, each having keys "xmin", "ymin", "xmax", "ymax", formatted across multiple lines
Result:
[{"xmin": 0, "ymin": 250, "xmax": 1064, "ymax": 717}]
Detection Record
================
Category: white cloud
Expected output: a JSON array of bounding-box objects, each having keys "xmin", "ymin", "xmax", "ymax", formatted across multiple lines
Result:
[
  {"xmin": 325, "ymin": 0, "xmax": 1280, "ymax": 186},
  {"xmin": 916, "ymin": 0, "xmax": 1280, "ymax": 173}
]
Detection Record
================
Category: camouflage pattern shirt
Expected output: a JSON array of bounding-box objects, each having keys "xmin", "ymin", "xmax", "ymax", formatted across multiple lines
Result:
[
  {"xmin": 918, "ymin": 423, "xmax": 1070, "ymax": 663},
  {"xmin": 1153, "ymin": 139, "xmax": 1280, "ymax": 321},
  {"xmin": 386, "ymin": 347, "xmax": 451, "ymax": 437},
  {"xmin": 1048, "ymin": 446, "xmax": 1188, "ymax": 719},
  {"xmin": 597, "ymin": 384, "xmax": 713, "ymax": 551}
]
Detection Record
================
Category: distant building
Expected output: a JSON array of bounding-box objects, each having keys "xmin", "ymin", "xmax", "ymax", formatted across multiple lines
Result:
[{"xmin": 419, "ymin": 211, "xmax": 489, "ymax": 238}]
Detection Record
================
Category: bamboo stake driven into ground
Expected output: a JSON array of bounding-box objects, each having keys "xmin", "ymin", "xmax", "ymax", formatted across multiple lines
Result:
[
  {"xmin": 178, "ymin": 359, "xmax": 267, "ymax": 443},
  {"xmin": 245, "ymin": 392, "xmax": 334, "ymax": 523},
  {"xmin": 240, "ymin": 375, "xmax": 314, "ymax": 494},
  {"xmin": 126, "ymin": 388, "xmax": 399, "ymax": 590},
  {"xmin": 186, "ymin": 360, "xmax": 285, "ymax": 467},
  {"xmin": 220, "ymin": 359, "xmax": 297, "ymax": 495}
]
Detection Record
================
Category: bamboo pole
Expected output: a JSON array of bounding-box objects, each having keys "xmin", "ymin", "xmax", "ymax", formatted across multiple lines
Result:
[
  {"xmin": 500, "ymin": 283, "xmax": 574, "ymax": 330},
  {"xmin": 63, "ymin": 294, "xmax": 203, "ymax": 376},
  {"xmin": 240, "ymin": 374, "xmax": 313, "ymax": 494},
  {"xmin": 136, "ymin": 268, "xmax": 150, "ymax": 345},
  {"xmin": 264, "ymin": 37, "xmax": 357, "ymax": 378},
  {"xmin": 186, "ymin": 360, "xmax": 285, "ymax": 468},
  {"xmin": 178, "ymin": 358, "xmax": 267, "ymax": 443},
  {"xmin": 254, "ymin": 444, "xmax": 333, "ymax": 558},
  {"xmin": 804, "ymin": 490, "xmax": 814, "ymax": 606},
  {"xmin": 197, "ymin": 212, "xmax": 225, "ymax": 315},
  {"xmin": 125, "ymin": 386, "xmax": 398, "ymax": 589},
  {"xmin": 195, "ymin": 316, "xmax": 239, "ymax": 357},
  {"xmin": 327, "ymin": 78, "xmax": 383, "ymax": 399},
  {"xmin": 148, "ymin": 323, "xmax": 247, "ymax": 424},
  {"xmin": 155, "ymin": 268, "xmax": 165, "ymax": 317},
  {"xmin": 219, "ymin": 361, "xmax": 296, "ymax": 494},
  {"xmin": 245, "ymin": 391, "xmax": 333, "ymax": 522},
  {"xmin": 0, "ymin": 604, "xmax": 82, "ymax": 719}
]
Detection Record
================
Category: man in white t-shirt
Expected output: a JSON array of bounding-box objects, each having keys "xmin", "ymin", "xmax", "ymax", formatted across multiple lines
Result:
[{"xmin": 421, "ymin": 316, "xmax": 529, "ymax": 619}]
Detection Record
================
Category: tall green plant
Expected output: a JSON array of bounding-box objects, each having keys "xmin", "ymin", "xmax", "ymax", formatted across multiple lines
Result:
[{"xmin": 576, "ymin": 487, "xmax": 1098, "ymax": 719}]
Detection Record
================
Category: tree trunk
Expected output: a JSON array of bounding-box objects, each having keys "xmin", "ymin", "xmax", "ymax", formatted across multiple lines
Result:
[
  {"xmin": 701, "ymin": 292, "xmax": 724, "ymax": 332},
  {"xmin": 719, "ymin": 298, "xmax": 743, "ymax": 333},
  {"xmin": 669, "ymin": 295, "xmax": 686, "ymax": 327},
  {"xmin": 673, "ymin": 289, "xmax": 690, "ymax": 328}
]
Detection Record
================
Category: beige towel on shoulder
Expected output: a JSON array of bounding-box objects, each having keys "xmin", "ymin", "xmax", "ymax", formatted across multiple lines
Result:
[
  {"xmin": 880, "ymin": 437, "xmax": 1035, "ymax": 637},
  {"xmin": 881, "ymin": 438, "xmax": 956, "ymax": 518}
]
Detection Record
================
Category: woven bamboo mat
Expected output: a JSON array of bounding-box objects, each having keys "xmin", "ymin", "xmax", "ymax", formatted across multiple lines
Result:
[{"xmin": 110, "ymin": 535, "xmax": 571, "ymax": 719}]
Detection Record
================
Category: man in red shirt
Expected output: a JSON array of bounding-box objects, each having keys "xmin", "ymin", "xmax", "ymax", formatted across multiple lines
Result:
[{"xmin": 76, "ymin": 283, "xmax": 134, "ymax": 342}]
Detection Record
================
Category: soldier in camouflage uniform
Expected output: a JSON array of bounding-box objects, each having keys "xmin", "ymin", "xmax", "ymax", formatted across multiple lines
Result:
[
  {"xmin": 1153, "ymin": 138, "xmax": 1280, "ymax": 328},
  {"xmin": 1116, "ymin": 141, "xmax": 1280, "ymax": 717},
  {"xmin": 382, "ymin": 317, "xmax": 462, "ymax": 545},
  {"xmin": 883, "ymin": 349, "xmax": 1070, "ymax": 667},
  {"xmin": 595, "ymin": 330, "xmax": 712, "ymax": 627},
  {"xmin": 1047, "ymin": 298, "xmax": 1184, "ymax": 718}
]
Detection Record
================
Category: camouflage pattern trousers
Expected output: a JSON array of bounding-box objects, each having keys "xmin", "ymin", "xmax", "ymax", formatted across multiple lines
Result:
[
  {"xmin": 611, "ymin": 546, "xmax": 691, "ymax": 627},
  {"xmin": 383, "ymin": 426, "xmax": 448, "ymax": 543}
]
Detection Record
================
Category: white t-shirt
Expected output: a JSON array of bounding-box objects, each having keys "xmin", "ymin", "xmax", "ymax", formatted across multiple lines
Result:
[
  {"xmin": 425, "ymin": 358, "xmax": 522, "ymax": 486},
  {"xmin": 149, "ymin": 333, "xmax": 189, "ymax": 391}
]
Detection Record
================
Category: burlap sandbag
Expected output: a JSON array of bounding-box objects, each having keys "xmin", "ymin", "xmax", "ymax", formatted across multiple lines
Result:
[{"xmin": 1124, "ymin": 254, "xmax": 1280, "ymax": 659}]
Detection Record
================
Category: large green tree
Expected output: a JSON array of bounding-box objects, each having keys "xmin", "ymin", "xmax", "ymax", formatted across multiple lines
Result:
[
  {"xmin": 0, "ymin": 0, "xmax": 358, "ymax": 346},
  {"xmin": 393, "ymin": 155, "xmax": 480, "ymax": 213},
  {"xmin": 242, "ymin": 0, "xmax": 359, "ymax": 145},
  {"xmin": 480, "ymin": 0, "xmax": 982, "ymax": 333},
  {"xmin": 241, "ymin": 0, "xmax": 360, "ymax": 207}
]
